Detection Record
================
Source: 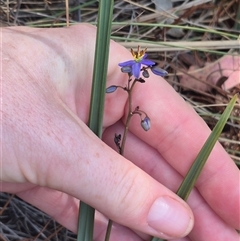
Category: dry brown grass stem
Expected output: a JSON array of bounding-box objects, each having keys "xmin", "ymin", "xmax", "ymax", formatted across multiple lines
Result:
[
  {"xmin": 65, "ymin": 0, "xmax": 69, "ymax": 27},
  {"xmin": 137, "ymin": 0, "xmax": 213, "ymax": 23},
  {"xmin": 120, "ymin": 40, "xmax": 240, "ymax": 52}
]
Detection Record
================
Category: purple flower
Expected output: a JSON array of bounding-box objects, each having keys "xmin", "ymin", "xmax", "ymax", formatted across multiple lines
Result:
[{"xmin": 118, "ymin": 46, "xmax": 155, "ymax": 79}]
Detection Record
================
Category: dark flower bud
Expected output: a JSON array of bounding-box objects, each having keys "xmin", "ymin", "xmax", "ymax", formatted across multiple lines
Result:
[
  {"xmin": 151, "ymin": 66, "xmax": 168, "ymax": 77},
  {"xmin": 121, "ymin": 66, "xmax": 132, "ymax": 74},
  {"xmin": 141, "ymin": 117, "xmax": 151, "ymax": 131},
  {"xmin": 114, "ymin": 134, "xmax": 122, "ymax": 152},
  {"xmin": 106, "ymin": 85, "xmax": 118, "ymax": 93},
  {"xmin": 142, "ymin": 69, "xmax": 150, "ymax": 78},
  {"xmin": 137, "ymin": 78, "xmax": 145, "ymax": 83}
]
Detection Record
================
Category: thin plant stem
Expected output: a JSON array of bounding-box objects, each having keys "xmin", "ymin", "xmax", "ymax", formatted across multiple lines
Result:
[
  {"xmin": 120, "ymin": 79, "xmax": 137, "ymax": 155},
  {"xmin": 104, "ymin": 78, "xmax": 138, "ymax": 241},
  {"xmin": 104, "ymin": 220, "xmax": 113, "ymax": 241}
]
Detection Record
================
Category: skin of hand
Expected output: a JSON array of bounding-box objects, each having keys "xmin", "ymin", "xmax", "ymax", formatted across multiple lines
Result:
[{"xmin": 1, "ymin": 24, "xmax": 239, "ymax": 241}]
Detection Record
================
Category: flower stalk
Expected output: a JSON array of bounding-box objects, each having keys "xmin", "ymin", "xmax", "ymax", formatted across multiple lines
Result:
[
  {"xmin": 104, "ymin": 47, "xmax": 168, "ymax": 241},
  {"xmin": 120, "ymin": 78, "xmax": 137, "ymax": 155}
]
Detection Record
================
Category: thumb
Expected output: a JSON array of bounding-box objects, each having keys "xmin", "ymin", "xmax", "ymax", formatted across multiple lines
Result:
[
  {"xmin": 3, "ymin": 89, "xmax": 193, "ymax": 239},
  {"xmin": 49, "ymin": 114, "xmax": 194, "ymax": 240}
]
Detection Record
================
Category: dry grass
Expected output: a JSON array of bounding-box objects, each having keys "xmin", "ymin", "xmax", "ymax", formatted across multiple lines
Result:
[
  {"xmin": 1, "ymin": 0, "xmax": 240, "ymax": 240},
  {"xmin": 0, "ymin": 193, "xmax": 77, "ymax": 240}
]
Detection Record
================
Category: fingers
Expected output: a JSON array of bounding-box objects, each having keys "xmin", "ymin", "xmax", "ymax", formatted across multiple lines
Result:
[
  {"xmin": 107, "ymin": 72, "xmax": 239, "ymax": 230},
  {"xmin": 103, "ymin": 122, "xmax": 240, "ymax": 240}
]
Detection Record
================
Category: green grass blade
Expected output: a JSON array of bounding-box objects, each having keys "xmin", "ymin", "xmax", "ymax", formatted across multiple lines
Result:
[
  {"xmin": 151, "ymin": 94, "xmax": 237, "ymax": 241},
  {"xmin": 110, "ymin": 22, "xmax": 238, "ymax": 39},
  {"xmin": 77, "ymin": 202, "xmax": 95, "ymax": 241},
  {"xmin": 88, "ymin": 1, "xmax": 114, "ymax": 136},
  {"xmin": 176, "ymin": 95, "xmax": 237, "ymax": 200},
  {"xmin": 77, "ymin": 1, "xmax": 114, "ymax": 241}
]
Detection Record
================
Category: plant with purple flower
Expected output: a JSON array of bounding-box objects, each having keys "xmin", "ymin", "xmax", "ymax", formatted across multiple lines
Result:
[
  {"xmin": 105, "ymin": 46, "xmax": 168, "ymax": 241},
  {"xmin": 118, "ymin": 46, "xmax": 168, "ymax": 79},
  {"xmin": 106, "ymin": 46, "xmax": 168, "ymax": 152}
]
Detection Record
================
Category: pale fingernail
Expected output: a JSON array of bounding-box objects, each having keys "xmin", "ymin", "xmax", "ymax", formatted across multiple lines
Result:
[{"xmin": 147, "ymin": 196, "xmax": 193, "ymax": 238}]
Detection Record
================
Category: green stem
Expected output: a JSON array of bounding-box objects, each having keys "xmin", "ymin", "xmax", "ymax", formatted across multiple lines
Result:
[{"xmin": 77, "ymin": 1, "xmax": 114, "ymax": 241}]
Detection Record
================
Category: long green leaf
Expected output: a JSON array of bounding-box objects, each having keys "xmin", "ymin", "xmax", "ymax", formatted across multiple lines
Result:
[
  {"xmin": 77, "ymin": 1, "xmax": 114, "ymax": 241},
  {"xmin": 151, "ymin": 95, "xmax": 237, "ymax": 241},
  {"xmin": 176, "ymin": 95, "xmax": 237, "ymax": 200}
]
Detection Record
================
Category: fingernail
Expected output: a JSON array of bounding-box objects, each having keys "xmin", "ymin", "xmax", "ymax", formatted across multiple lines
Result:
[{"xmin": 147, "ymin": 196, "xmax": 193, "ymax": 238}]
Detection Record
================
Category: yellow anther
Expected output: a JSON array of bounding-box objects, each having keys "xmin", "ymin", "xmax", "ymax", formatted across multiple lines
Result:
[{"xmin": 131, "ymin": 46, "xmax": 147, "ymax": 62}]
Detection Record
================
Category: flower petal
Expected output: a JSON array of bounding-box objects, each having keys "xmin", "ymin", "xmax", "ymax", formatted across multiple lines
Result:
[
  {"xmin": 132, "ymin": 62, "xmax": 141, "ymax": 78},
  {"xmin": 118, "ymin": 60, "xmax": 135, "ymax": 67},
  {"xmin": 141, "ymin": 59, "xmax": 155, "ymax": 67},
  {"xmin": 142, "ymin": 53, "xmax": 148, "ymax": 58}
]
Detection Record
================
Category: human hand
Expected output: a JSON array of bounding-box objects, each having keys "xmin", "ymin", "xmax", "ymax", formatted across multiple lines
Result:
[{"xmin": 2, "ymin": 24, "xmax": 239, "ymax": 241}]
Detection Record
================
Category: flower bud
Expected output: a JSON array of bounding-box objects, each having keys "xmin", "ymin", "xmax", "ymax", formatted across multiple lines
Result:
[
  {"xmin": 137, "ymin": 78, "xmax": 145, "ymax": 83},
  {"xmin": 121, "ymin": 66, "xmax": 132, "ymax": 74},
  {"xmin": 106, "ymin": 85, "xmax": 118, "ymax": 93},
  {"xmin": 142, "ymin": 69, "xmax": 150, "ymax": 78},
  {"xmin": 151, "ymin": 66, "xmax": 168, "ymax": 77},
  {"xmin": 141, "ymin": 117, "xmax": 151, "ymax": 131}
]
